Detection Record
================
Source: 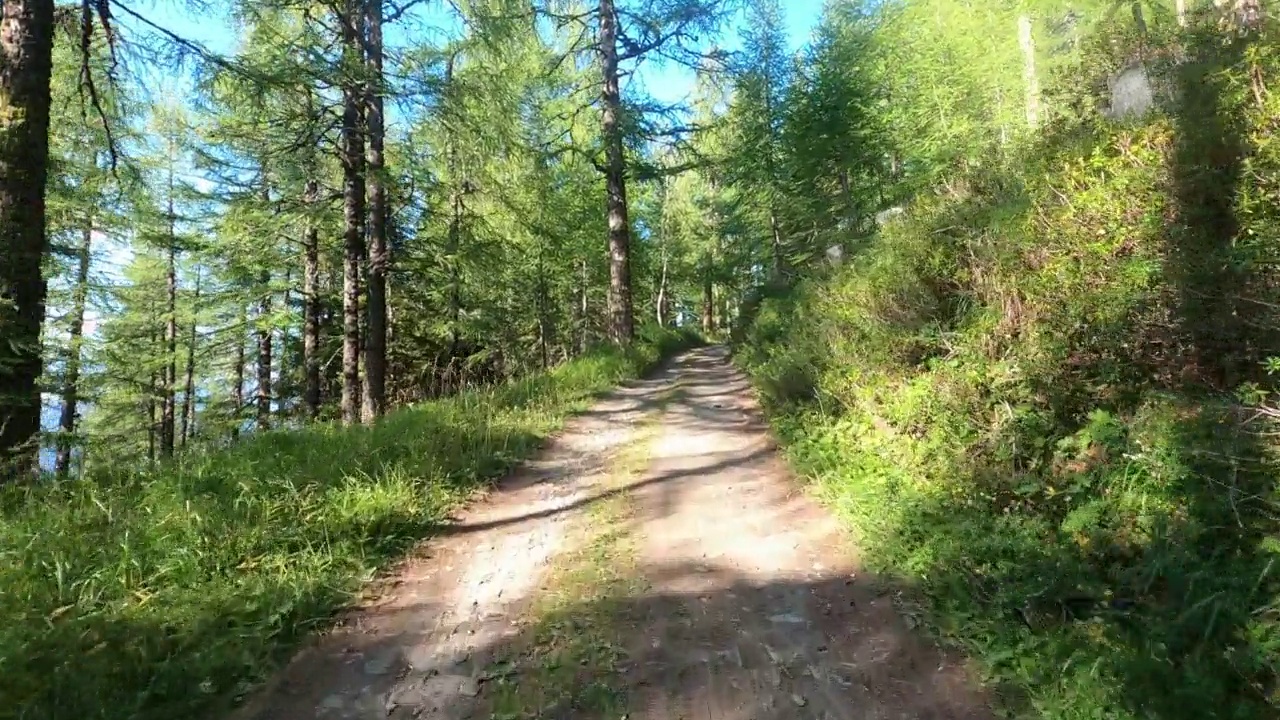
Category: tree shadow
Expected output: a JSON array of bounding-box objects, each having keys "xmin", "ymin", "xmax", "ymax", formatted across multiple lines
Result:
[{"xmin": 233, "ymin": 562, "xmax": 992, "ymax": 720}]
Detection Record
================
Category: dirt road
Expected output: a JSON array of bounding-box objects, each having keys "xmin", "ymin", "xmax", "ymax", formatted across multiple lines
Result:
[{"xmin": 233, "ymin": 347, "xmax": 993, "ymax": 720}]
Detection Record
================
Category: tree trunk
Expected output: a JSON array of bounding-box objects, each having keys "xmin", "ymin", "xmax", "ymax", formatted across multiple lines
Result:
[
  {"xmin": 181, "ymin": 268, "xmax": 200, "ymax": 446},
  {"xmin": 656, "ymin": 250, "xmax": 669, "ymax": 326},
  {"xmin": 232, "ymin": 305, "xmax": 246, "ymax": 439},
  {"xmin": 340, "ymin": 0, "xmax": 366, "ymax": 426},
  {"xmin": 256, "ymin": 272, "xmax": 272, "ymax": 431},
  {"xmin": 1177, "ymin": 0, "xmax": 1188, "ymax": 26},
  {"xmin": 1018, "ymin": 15, "xmax": 1040, "ymax": 129},
  {"xmin": 303, "ymin": 179, "xmax": 322, "ymax": 419},
  {"xmin": 598, "ymin": 0, "xmax": 634, "ymax": 345},
  {"xmin": 537, "ymin": 251, "xmax": 550, "ymax": 370},
  {"xmin": 0, "ymin": 0, "xmax": 56, "ymax": 478},
  {"xmin": 769, "ymin": 210, "xmax": 785, "ymax": 280},
  {"xmin": 702, "ymin": 264, "xmax": 715, "ymax": 334},
  {"xmin": 445, "ymin": 54, "xmax": 463, "ymax": 361},
  {"xmin": 1130, "ymin": 1, "xmax": 1149, "ymax": 33},
  {"xmin": 362, "ymin": 0, "xmax": 388, "ymax": 423},
  {"xmin": 577, "ymin": 258, "xmax": 589, "ymax": 353},
  {"xmin": 55, "ymin": 220, "xmax": 92, "ymax": 479},
  {"xmin": 161, "ymin": 172, "xmax": 178, "ymax": 459}
]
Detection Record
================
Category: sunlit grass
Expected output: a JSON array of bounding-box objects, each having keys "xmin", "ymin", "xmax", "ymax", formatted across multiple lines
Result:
[{"xmin": 0, "ymin": 327, "xmax": 699, "ymax": 720}]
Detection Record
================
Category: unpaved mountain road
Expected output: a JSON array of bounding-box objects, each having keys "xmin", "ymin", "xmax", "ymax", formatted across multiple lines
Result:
[{"xmin": 233, "ymin": 347, "xmax": 993, "ymax": 720}]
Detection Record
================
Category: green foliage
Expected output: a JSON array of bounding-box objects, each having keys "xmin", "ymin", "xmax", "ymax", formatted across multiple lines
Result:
[
  {"xmin": 0, "ymin": 327, "xmax": 698, "ymax": 720},
  {"xmin": 736, "ymin": 16, "xmax": 1280, "ymax": 720}
]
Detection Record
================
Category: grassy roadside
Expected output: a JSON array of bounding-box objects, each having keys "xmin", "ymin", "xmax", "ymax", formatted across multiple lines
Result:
[
  {"xmin": 1, "ymin": 327, "xmax": 698, "ymax": 720},
  {"xmin": 484, "ymin": 386, "xmax": 678, "ymax": 720}
]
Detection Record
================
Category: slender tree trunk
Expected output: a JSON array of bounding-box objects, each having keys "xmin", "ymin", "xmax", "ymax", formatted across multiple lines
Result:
[
  {"xmin": 769, "ymin": 210, "xmax": 785, "ymax": 280},
  {"xmin": 1177, "ymin": 0, "xmax": 1188, "ymax": 26},
  {"xmin": 1018, "ymin": 15, "xmax": 1040, "ymax": 129},
  {"xmin": 148, "ymin": 369, "xmax": 157, "ymax": 466},
  {"xmin": 702, "ymin": 262, "xmax": 715, "ymax": 334},
  {"xmin": 232, "ymin": 305, "xmax": 246, "ymax": 439},
  {"xmin": 55, "ymin": 220, "xmax": 92, "ymax": 479},
  {"xmin": 537, "ymin": 251, "xmax": 550, "ymax": 370},
  {"xmin": 180, "ymin": 268, "xmax": 200, "ymax": 446},
  {"xmin": 256, "ymin": 272, "xmax": 272, "ymax": 431},
  {"xmin": 340, "ymin": 0, "xmax": 366, "ymax": 426},
  {"xmin": 578, "ymin": 258, "xmax": 589, "ymax": 353},
  {"xmin": 445, "ymin": 54, "xmax": 463, "ymax": 361},
  {"xmin": 598, "ymin": 0, "xmax": 634, "ymax": 345},
  {"xmin": 0, "ymin": 0, "xmax": 56, "ymax": 477},
  {"xmin": 657, "ymin": 250, "xmax": 669, "ymax": 326},
  {"xmin": 1131, "ymin": 1, "xmax": 1149, "ymax": 33},
  {"xmin": 303, "ymin": 180, "xmax": 322, "ymax": 419},
  {"xmin": 161, "ymin": 171, "xmax": 179, "ymax": 458},
  {"xmin": 362, "ymin": 0, "xmax": 388, "ymax": 422}
]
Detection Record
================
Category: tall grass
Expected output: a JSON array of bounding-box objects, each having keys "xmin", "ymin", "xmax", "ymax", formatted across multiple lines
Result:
[{"xmin": 1, "ymin": 326, "xmax": 698, "ymax": 720}]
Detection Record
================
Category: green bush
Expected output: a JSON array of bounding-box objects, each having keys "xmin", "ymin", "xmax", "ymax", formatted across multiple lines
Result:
[
  {"xmin": 737, "ymin": 26, "xmax": 1280, "ymax": 720},
  {"xmin": 0, "ymin": 326, "xmax": 698, "ymax": 720}
]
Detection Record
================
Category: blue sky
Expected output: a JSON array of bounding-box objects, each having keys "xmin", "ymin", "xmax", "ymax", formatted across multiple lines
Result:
[{"xmin": 126, "ymin": 0, "xmax": 826, "ymax": 109}]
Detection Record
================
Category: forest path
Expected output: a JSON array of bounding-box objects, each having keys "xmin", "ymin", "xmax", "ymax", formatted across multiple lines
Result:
[{"xmin": 232, "ymin": 347, "xmax": 993, "ymax": 720}]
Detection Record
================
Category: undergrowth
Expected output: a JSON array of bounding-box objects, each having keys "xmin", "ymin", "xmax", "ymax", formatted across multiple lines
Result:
[
  {"xmin": 737, "ymin": 23, "xmax": 1280, "ymax": 720},
  {"xmin": 0, "ymin": 325, "xmax": 698, "ymax": 720}
]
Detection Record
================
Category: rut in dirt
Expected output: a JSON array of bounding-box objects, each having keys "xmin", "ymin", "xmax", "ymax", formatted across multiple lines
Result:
[{"xmin": 233, "ymin": 346, "xmax": 993, "ymax": 720}]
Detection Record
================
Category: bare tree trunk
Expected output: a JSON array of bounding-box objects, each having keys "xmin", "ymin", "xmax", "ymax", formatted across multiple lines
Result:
[
  {"xmin": 1131, "ymin": 1, "xmax": 1149, "ymax": 33},
  {"xmin": 232, "ymin": 305, "xmax": 246, "ymax": 439},
  {"xmin": 55, "ymin": 220, "xmax": 92, "ymax": 479},
  {"xmin": 577, "ymin": 258, "xmax": 589, "ymax": 354},
  {"xmin": 1177, "ymin": 0, "xmax": 1188, "ymax": 26},
  {"xmin": 362, "ymin": 0, "xmax": 388, "ymax": 422},
  {"xmin": 599, "ymin": 0, "xmax": 634, "ymax": 345},
  {"xmin": 180, "ymin": 268, "xmax": 200, "ymax": 446},
  {"xmin": 445, "ymin": 54, "xmax": 463, "ymax": 361},
  {"xmin": 161, "ymin": 162, "xmax": 179, "ymax": 459},
  {"xmin": 657, "ymin": 249, "xmax": 669, "ymax": 326},
  {"xmin": 0, "ymin": 0, "xmax": 56, "ymax": 479},
  {"xmin": 340, "ymin": 0, "xmax": 366, "ymax": 426},
  {"xmin": 148, "ymin": 369, "xmax": 157, "ymax": 466},
  {"xmin": 256, "ymin": 272, "xmax": 272, "ymax": 431},
  {"xmin": 537, "ymin": 251, "xmax": 550, "ymax": 370},
  {"xmin": 1018, "ymin": 15, "xmax": 1040, "ymax": 129},
  {"xmin": 303, "ymin": 179, "xmax": 322, "ymax": 419},
  {"xmin": 769, "ymin": 210, "xmax": 785, "ymax": 280},
  {"xmin": 702, "ymin": 261, "xmax": 716, "ymax": 334}
]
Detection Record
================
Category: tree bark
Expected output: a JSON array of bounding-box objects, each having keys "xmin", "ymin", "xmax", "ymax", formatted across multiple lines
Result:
[
  {"xmin": 1177, "ymin": 0, "xmax": 1188, "ymax": 26},
  {"xmin": 161, "ymin": 168, "xmax": 178, "ymax": 459},
  {"xmin": 598, "ymin": 0, "xmax": 634, "ymax": 345},
  {"xmin": 445, "ymin": 55, "xmax": 463, "ymax": 361},
  {"xmin": 55, "ymin": 220, "xmax": 92, "ymax": 479},
  {"xmin": 362, "ymin": 0, "xmax": 388, "ymax": 423},
  {"xmin": 657, "ymin": 249, "xmax": 669, "ymax": 326},
  {"xmin": 181, "ymin": 267, "xmax": 200, "ymax": 446},
  {"xmin": 232, "ymin": 305, "xmax": 246, "ymax": 439},
  {"xmin": 256, "ymin": 272, "xmax": 272, "ymax": 431},
  {"xmin": 0, "ymin": 0, "xmax": 56, "ymax": 478},
  {"xmin": 702, "ymin": 261, "xmax": 715, "ymax": 334},
  {"xmin": 577, "ymin": 258, "xmax": 589, "ymax": 354},
  {"xmin": 769, "ymin": 210, "xmax": 785, "ymax": 280},
  {"xmin": 303, "ymin": 179, "xmax": 322, "ymax": 419},
  {"xmin": 340, "ymin": 0, "xmax": 366, "ymax": 426},
  {"xmin": 1018, "ymin": 15, "xmax": 1040, "ymax": 129}
]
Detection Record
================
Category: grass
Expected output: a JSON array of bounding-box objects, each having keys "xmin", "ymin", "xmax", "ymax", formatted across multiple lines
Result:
[
  {"xmin": 485, "ymin": 387, "xmax": 678, "ymax": 720},
  {"xmin": 733, "ymin": 30, "xmax": 1280, "ymax": 716},
  {"xmin": 0, "ymin": 327, "xmax": 698, "ymax": 720}
]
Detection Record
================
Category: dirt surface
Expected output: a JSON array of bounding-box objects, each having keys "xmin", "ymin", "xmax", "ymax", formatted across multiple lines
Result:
[{"xmin": 232, "ymin": 347, "xmax": 994, "ymax": 720}]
